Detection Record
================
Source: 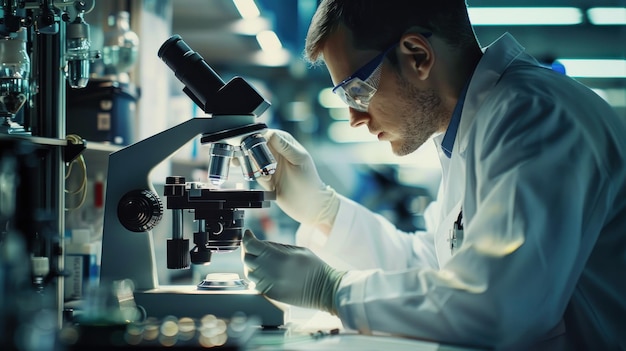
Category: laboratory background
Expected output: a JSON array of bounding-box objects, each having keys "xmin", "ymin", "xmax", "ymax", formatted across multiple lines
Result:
[{"xmin": 0, "ymin": 0, "xmax": 624, "ymax": 350}]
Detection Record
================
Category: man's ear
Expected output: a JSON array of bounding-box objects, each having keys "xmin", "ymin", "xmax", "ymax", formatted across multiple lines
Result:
[{"xmin": 398, "ymin": 33, "xmax": 434, "ymax": 81}]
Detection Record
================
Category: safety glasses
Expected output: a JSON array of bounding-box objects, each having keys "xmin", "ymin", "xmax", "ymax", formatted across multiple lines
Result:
[{"xmin": 332, "ymin": 33, "xmax": 431, "ymax": 112}]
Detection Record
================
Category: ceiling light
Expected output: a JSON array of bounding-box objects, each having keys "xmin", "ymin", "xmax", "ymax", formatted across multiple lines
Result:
[
  {"xmin": 587, "ymin": 7, "xmax": 626, "ymax": 25},
  {"xmin": 230, "ymin": 17, "xmax": 271, "ymax": 35},
  {"xmin": 328, "ymin": 121, "xmax": 376, "ymax": 143},
  {"xmin": 285, "ymin": 101, "xmax": 311, "ymax": 121},
  {"xmin": 591, "ymin": 88, "xmax": 626, "ymax": 107},
  {"xmin": 468, "ymin": 7, "xmax": 583, "ymax": 25},
  {"xmin": 557, "ymin": 59, "xmax": 626, "ymax": 78},
  {"xmin": 318, "ymin": 87, "xmax": 346, "ymax": 109},
  {"xmin": 326, "ymin": 125, "xmax": 443, "ymax": 169},
  {"xmin": 329, "ymin": 108, "xmax": 350, "ymax": 121},
  {"xmin": 233, "ymin": 0, "xmax": 260, "ymax": 19},
  {"xmin": 256, "ymin": 30, "xmax": 282, "ymax": 51},
  {"xmin": 250, "ymin": 49, "xmax": 290, "ymax": 67}
]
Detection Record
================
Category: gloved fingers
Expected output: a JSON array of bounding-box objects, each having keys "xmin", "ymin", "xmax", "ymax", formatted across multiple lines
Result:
[
  {"xmin": 254, "ymin": 174, "xmax": 275, "ymax": 191},
  {"xmin": 230, "ymin": 156, "xmax": 241, "ymax": 168},
  {"xmin": 242, "ymin": 250, "xmax": 260, "ymax": 271},
  {"xmin": 250, "ymin": 275, "xmax": 274, "ymax": 295},
  {"xmin": 243, "ymin": 229, "xmax": 302, "ymax": 254},
  {"xmin": 243, "ymin": 260, "xmax": 273, "ymax": 293},
  {"xmin": 241, "ymin": 229, "xmax": 266, "ymax": 256},
  {"xmin": 242, "ymin": 230, "xmax": 295, "ymax": 261},
  {"xmin": 265, "ymin": 129, "xmax": 310, "ymax": 166}
]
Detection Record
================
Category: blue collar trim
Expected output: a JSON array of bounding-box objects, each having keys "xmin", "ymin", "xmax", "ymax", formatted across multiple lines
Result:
[{"xmin": 441, "ymin": 82, "xmax": 469, "ymax": 158}]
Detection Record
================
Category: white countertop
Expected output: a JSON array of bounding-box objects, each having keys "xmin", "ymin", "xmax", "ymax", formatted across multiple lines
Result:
[{"xmin": 247, "ymin": 307, "xmax": 484, "ymax": 351}]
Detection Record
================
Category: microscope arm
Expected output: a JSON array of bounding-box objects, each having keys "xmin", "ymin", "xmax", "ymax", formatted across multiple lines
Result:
[{"xmin": 108, "ymin": 115, "xmax": 258, "ymax": 188}]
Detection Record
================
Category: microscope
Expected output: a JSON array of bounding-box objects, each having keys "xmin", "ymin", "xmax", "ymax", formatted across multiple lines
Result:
[{"xmin": 99, "ymin": 35, "xmax": 284, "ymax": 327}]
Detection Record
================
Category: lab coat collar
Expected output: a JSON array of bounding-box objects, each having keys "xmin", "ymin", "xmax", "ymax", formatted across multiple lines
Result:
[
  {"xmin": 456, "ymin": 33, "xmax": 530, "ymax": 157},
  {"xmin": 441, "ymin": 81, "xmax": 470, "ymax": 158}
]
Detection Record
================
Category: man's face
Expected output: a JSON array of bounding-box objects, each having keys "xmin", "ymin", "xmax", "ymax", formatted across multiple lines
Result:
[{"xmin": 322, "ymin": 26, "xmax": 450, "ymax": 156}]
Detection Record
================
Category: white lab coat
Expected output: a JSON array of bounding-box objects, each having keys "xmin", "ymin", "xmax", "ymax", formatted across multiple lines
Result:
[{"xmin": 296, "ymin": 33, "xmax": 626, "ymax": 350}]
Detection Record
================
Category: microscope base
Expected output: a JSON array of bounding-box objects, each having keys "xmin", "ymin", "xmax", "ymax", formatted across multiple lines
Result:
[{"xmin": 134, "ymin": 285, "xmax": 285, "ymax": 327}]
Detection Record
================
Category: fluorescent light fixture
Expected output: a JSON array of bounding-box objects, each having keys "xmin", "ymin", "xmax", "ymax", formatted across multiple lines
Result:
[
  {"xmin": 468, "ymin": 7, "xmax": 583, "ymax": 25},
  {"xmin": 318, "ymin": 87, "xmax": 347, "ymax": 109},
  {"xmin": 250, "ymin": 48, "xmax": 290, "ymax": 67},
  {"xmin": 233, "ymin": 0, "xmax": 260, "ymax": 19},
  {"xmin": 588, "ymin": 7, "xmax": 626, "ymax": 25},
  {"xmin": 325, "ymin": 127, "xmax": 442, "ymax": 169},
  {"xmin": 591, "ymin": 88, "xmax": 626, "ymax": 107},
  {"xmin": 285, "ymin": 101, "xmax": 311, "ymax": 121},
  {"xmin": 230, "ymin": 17, "xmax": 271, "ymax": 35},
  {"xmin": 328, "ymin": 121, "xmax": 377, "ymax": 143},
  {"xmin": 329, "ymin": 108, "xmax": 350, "ymax": 121},
  {"xmin": 256, "ymin": 30, "xmax": 282, "ymax": 51},
  {"xmin": 557, "ymin": 59, "xmax": 626, "ymax": 78}
]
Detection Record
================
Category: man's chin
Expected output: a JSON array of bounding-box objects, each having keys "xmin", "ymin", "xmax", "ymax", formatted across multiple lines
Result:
[
  {"xmin": 389, "ymin": 140, "xmax": 419, "ymax": 157},
  {"xmin": 389, "ymin": 142, "xmax": 407, "ymax": 157}
]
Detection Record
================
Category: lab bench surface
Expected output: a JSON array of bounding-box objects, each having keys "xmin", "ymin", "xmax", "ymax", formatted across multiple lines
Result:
[
  {"xmin": 59, "ymin": 307, "xmax": 482, "ymax": 351},
  {"xmin": 249, "ymin": 330, "xmax": 481, "ymax": 351},
  {"xmin": 247, "ymin": 308, "xmax": 482, "ymax": 351},
  {"xmin": 61, "ymin": 328, "xmax": 479, "ymax": 351}
]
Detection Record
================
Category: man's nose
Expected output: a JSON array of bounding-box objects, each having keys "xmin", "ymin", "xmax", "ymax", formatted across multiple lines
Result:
[{"xmin": 349, "ymin": 108, "xmax": 370, "ymax": 127}]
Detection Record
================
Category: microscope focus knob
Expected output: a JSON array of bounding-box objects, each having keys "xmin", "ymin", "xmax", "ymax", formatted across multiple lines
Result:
[
  {"xmin": 167, "ymin": 238, "xmax": 190, "ymax": 269},
  {"xmin": 117, "ymin": 189, "xmax": 163, "ymax": 232}
]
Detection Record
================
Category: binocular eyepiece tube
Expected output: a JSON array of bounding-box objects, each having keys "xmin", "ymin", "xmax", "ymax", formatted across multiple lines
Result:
[{"xmin": 207, "ymin": 133, "xmax": 277, "ymax": 186}]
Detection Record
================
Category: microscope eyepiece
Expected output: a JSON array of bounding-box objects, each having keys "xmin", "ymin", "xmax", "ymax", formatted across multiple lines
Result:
[
  {"xmin": 158, "ymin": 34, "xmax": 225, "ymax": 111},
  {"xmin": 158, "ymin": 35, "xmax": 270, "ymax": 116}
]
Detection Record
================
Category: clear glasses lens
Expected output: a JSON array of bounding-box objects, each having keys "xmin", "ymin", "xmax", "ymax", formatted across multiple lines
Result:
[
  {"xmin": 334, "ymin": 63, "xmax": 383, "ymax": 112},
  {"xmin": 334, "ymin": 78, "xmax": 378, "ymax": 112}
]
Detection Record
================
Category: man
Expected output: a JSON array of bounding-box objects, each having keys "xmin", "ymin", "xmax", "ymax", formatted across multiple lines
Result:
[{"xmin": 241, "ymin": 1, "xmax": 626, "ymax": 349}]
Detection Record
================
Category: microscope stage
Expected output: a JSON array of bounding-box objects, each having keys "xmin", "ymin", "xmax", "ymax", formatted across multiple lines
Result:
[{"xmin": 133, "ymin": 285, "xmax": 285, "ymax": 327}]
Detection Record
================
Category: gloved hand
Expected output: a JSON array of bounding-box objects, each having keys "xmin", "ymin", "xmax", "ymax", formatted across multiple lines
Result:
[
  {"xmin": 257, "ymin": 130, "xmax": 340, "ymax": 232},
  {"xmin": 242, "ymin": 229, "xmax": 346, "ymax": 314}
]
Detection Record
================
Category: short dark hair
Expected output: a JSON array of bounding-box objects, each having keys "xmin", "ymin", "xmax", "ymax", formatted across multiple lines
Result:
[{"xmin": 305, "ymin": 0, "xmax": 476, "ymax": 64}]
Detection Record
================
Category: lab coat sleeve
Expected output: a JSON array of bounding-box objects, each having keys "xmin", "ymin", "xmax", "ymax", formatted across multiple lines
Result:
[
  {"xmin": 295, "ymin": 195, "xmax": 439, "ymax": 271},
  {"xmin": 333, "ymin": 90, "xmax": 610, "ymax": 348}
]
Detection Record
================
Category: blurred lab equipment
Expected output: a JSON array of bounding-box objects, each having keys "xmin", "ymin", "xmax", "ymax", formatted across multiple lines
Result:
[
  {"xmin": 0, "ymin": 28, "xmax": 30, "ymax": 134},
  {"xmin": 64, "ymin": 0, "xmax": 100, "ymax": 89},
  {"xmin": 102, "ymin": 11, "xmax": 139, "ymax": 82},
  {"xmin": 66, "ymin": 10, "xmax": 139, "ymax": 146},
  {"xmin": 66, "ymin": 79, "xmax": 138, "ymax": 145},
  {"xmin": 99, "ymin": 35, "xmax": 284, "ymax": 327},
  {"xmin": 1, "ymin": 1, "xmax": 102, "ymax": 349},
  {"xmin": 0, "ymin": 138, "xmax": 62, "ymax": 351},
  {"xmin": 1, "ymin": 0, "xmax": 100, "ymax": 135}
]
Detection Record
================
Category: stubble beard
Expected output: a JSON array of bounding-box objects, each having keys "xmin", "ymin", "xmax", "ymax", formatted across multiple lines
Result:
[{"xmin": 391, "ymin": 74, "xmax": 450, "ymax": 157}]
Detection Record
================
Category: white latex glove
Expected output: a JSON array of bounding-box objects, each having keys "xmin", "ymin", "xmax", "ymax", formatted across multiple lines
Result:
[
  {"xmin": 242, "ymin": 229, "xmax": 346, "ymax": 314},
  {"xmin": 258, "ymin": 130, "xmax": 339, "ymax": 232}
]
